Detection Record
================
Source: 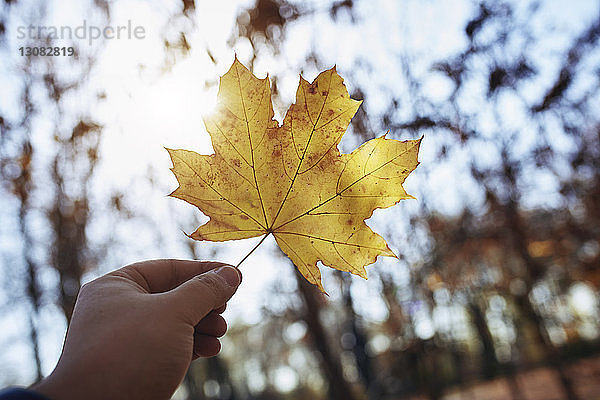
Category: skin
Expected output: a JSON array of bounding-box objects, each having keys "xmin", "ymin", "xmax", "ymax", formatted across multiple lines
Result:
[{"xmin": 32, "ymin": 259, "xmax": 242, "ymax": 400}]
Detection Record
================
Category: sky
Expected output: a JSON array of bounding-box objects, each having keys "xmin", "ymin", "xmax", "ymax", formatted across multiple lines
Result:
[{"xmin": 1, "ymin": 0, "xmax": 599, "ymax": 388}]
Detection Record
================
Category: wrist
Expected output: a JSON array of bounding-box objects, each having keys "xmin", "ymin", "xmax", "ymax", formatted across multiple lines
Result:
[
  {"xmin": 30, "ymin": 377, "xmax": 58, "ymax": 400},
  {"xmin": 30, "ymin": 372, "xmax": 73, "ymax": 400},
  {"xmin": 30, "ymin": 368, "xmax": 91, "ymax": 400}
]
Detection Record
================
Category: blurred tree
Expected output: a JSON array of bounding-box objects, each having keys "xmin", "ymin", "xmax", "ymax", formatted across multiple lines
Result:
[
  {"xmin": 0, "ymin": 0, "xmax": 109, "ymax": 378},
  {"xmin": 338, "ymin": 271, "xmax": 378, "ymax": 399},
  {"xmin": 0, "ymin": 0, "xmax": 203, "ymax": 385},
  {"xmin": 226, "ymin": 0, "xmax": 600, "ymax": 398},
  {"xmin": 294, "ymin": 266, "xmax": 357, "ymax": 400}
]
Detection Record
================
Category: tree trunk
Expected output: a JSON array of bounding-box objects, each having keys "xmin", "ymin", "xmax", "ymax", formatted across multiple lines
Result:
[
  {"xmin": 16, "ymin": 140, "xmax": 43, "ymax": 381},
  {"xmin": 294, "ymin": 268, "xmax": 357, "ymax": 400},
  {"xmin": 505, "ymin": 201, "xmax": 580, "ymax": 400},
  {"xmin": 339, "ymin": 272, "xmax": 379, "ymax": 399},
  {"xmin": 515, "ymin": 293, "xmax": 579, "ymax": 400},
  {"xmin": 183, "ymin": 361, "xmax": 207, "ymax": 400},
  {"xmin": 467, "ymin": 299, "xmax": 498, "ymax": 379}
]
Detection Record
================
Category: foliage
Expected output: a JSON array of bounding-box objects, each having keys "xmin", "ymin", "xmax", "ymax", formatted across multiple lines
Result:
[{"xmin": 168, "ymin": 59, "xmax": 420, "ymax": 291}]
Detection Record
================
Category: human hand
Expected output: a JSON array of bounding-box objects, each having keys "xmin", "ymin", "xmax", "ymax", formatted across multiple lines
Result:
[{"xmin": 32, "ymin": 259, "xmax": 242, "ymax": 400}]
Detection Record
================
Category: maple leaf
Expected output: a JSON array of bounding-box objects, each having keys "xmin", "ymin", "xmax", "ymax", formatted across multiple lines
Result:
[{"xmin": 167, "ymin": 59, "xmax": 421, "ymax": 292}]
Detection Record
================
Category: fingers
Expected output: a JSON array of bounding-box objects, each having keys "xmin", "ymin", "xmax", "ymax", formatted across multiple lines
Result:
[
  {"xmin": 166, "ymin": 266, "xmax": 242, "ymax": 325},
  {"xmin": 192, "ymin": 335, "xmax": 221, "ymax": 359},
  {"xmin": 191, "ymin": 312, "xmax": 227, "ymax": 359},
  {"xmin": 194, "ymin": 312, "xmax": 227, "ymax": 337},
  {"xmin": 113, "ymin": 259, "xmax": 231, "ymax": 293},
  {"xmin": 214, "ymin": 304, "xmax": 227, "ymax": 314}
]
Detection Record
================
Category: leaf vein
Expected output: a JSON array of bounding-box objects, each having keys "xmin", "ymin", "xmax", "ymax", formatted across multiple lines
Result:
[
  {"xmin": 274, "ymin": 139, "xmax": 419, "ymax": 230},
  {"xmin": 236, "ymin": 64, "xmax": 269, "ymax": 228},
  {"xmin": 275, "ymin": 231, "xmax": 390, "ymax": 252},
  {"xmin": 270, "ymin": 70, "xmax": 334, "ymax": 227},
  {"xmin": 172, "ymin": 153, "xmax": 266, "ymax": 230}
]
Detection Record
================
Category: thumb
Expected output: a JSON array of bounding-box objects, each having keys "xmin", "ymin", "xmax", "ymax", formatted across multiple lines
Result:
[{"xmin": 166, "ymin": 266, "xmax": 241, "ymax": 325}]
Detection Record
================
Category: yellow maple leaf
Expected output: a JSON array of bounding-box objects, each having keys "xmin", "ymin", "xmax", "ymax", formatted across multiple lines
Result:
[{"xmin": 167, "ymin": 59, "xmax": 421, "ymax": 292}]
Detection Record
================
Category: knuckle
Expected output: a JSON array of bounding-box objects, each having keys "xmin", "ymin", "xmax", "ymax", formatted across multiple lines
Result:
[
  {"xmin": 194, "ymin": 274, "xmax": 227, "ymax": 303},
  {"xmin": 216, "ymin": 317, "xmax": 228, "ymax": 336},
  {"xmin": 78, "ymin": 280, "xmax": 97, "ymax": 296}
]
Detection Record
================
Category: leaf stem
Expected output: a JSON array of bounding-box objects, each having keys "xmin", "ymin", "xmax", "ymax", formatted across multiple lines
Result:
[{"xmin": 236, "ymin": 233, "xmax": 270, "ymax": 268}]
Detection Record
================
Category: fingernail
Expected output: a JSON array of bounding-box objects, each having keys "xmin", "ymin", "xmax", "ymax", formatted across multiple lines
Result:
[{"xmin": 214, "ymin": 266, "xmax": 241, "ymax": 287}]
